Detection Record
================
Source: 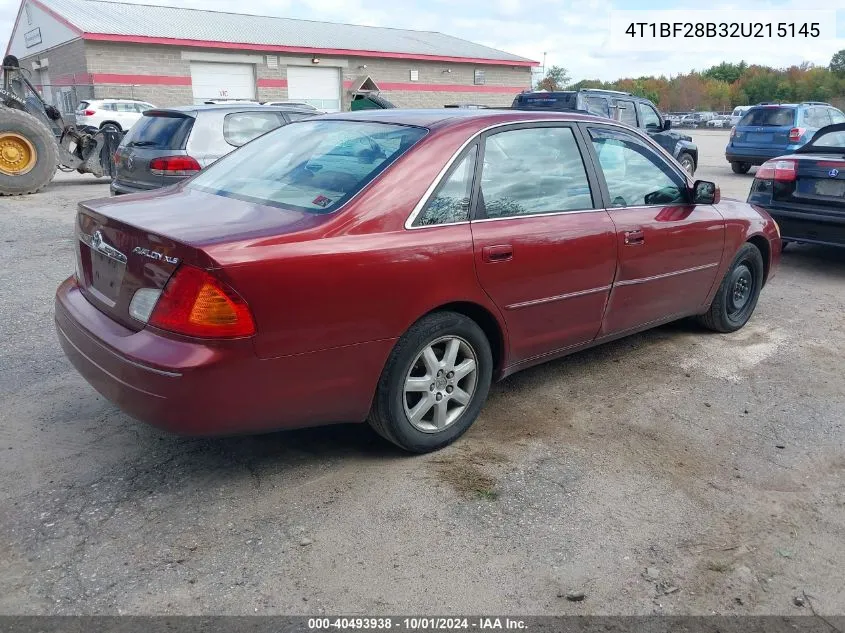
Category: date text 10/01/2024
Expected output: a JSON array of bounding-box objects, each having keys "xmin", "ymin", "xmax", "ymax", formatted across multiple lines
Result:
[
  {"xmin": 624, "ymin": 22, "xmax": 821, "ymax": 38},
  {"xmin": 307, "ymin": 618, "xmax": 528, "ymax": 630}
]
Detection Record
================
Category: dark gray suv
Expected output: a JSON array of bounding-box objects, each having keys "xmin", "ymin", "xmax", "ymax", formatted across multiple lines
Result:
[{"xmin": 111, "ymin": 104, "xmax": 316, "ymax": 195}]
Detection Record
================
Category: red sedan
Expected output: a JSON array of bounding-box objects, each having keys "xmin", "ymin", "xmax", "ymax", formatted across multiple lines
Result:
[{"xmin": 55, "ymin": 110, "xmax": 780, "ymax": 452}]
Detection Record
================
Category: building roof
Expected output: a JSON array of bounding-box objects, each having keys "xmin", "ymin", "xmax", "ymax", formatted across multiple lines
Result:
[{"xmin": 32, "ymin": 0, "xmax": 537, "ymax": 66}]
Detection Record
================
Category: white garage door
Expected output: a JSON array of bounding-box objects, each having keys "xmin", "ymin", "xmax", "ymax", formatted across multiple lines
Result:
[
  {"xmin": 286, "ymin": 66, "xmax": 341, "ymax": 112},
  {"xmin": 190, "ymin": 62, "xmax": 255, "ymax": 104}
]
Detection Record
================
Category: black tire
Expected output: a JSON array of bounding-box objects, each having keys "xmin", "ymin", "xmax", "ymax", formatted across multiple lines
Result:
[
  {"xmin": 0, "ymin": 108, "xmax": 58, "ymax": 195},
  {"xmin": 698, "ymin": 243, "xmax": 764, "ymax": 333},
  {"xmin": 99, "ymin": 121, "xmax": 122, "ymax": 132},
  {"xmin": 678, "ymin": 151, "xmax": 695, "ymax": 174},
  {"xmin": 731, "ymin": 161, "xmax": 751, "ymax": 174},
  {"xmin": 369, "ymin": 311, "xmax": 493, "ymax": 453}
]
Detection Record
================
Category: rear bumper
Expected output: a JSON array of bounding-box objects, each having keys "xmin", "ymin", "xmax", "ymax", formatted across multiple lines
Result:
[
  {"xmin": 764, "ymin": 206, "xmax": 845, "ymax": 247},
  {"xmin": 55, "ymin": 277, "xmax": 392, "ymax": 435},
  {"xmin": 724, "ymin": 150, "xmax": 779, "ymax": 166},
  {"xmin": 110, "ymin": 180, "xmax": 158, "ymax": 196}
]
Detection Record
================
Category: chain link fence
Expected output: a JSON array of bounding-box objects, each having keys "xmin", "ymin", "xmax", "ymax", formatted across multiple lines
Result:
[{"xmin": 24, "ymin": 84, "xmax": 157, "ymax": 116}]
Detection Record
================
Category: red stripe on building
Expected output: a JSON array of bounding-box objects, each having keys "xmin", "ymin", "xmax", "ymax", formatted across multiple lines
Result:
[
  {"xmin": 81, "ymin": 33, "xmax": 539, "ymax": 67},
  {"xmin": 257, "ymin": 78, "xmax": 288, "ymax": 88},
  {"xmin": 90, "ymin": 73, "xmax": 192, "ymax": 85}
]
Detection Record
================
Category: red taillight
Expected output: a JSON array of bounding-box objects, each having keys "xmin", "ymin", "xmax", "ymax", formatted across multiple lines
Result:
[
  {"xmin": 757, "ymin": 159, "xmax": 797, "ymax": 182},
  {"xmin": 82, "ymin": 109, "xmax": 95, "ymax": 116},
  {"xmin": 149, "ymin": 156, "xmax": 201, "ymax": 176},
  {"xmin": 788, "ymin": 127, "xmax": 805, "ymax": 143},
  {"xmin": 148, "ymin": 266, "xmax": 255, "ymax": 338}
]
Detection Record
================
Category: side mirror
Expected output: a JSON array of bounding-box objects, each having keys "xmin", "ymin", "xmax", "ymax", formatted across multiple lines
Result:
[
  {"xmin": 663, "ymin": 119, "xmax": 672, "ymax": 131},
  {"xmin": 693, "ymin": 180, "xmax": 720, "ymax": 205}
]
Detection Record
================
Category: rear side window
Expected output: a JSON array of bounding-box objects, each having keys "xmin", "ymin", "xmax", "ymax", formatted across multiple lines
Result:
[
  {"xmin": 739, "ymin": 107, "xmax": 795, "ymax": 127},
  {"xmin": 582, "ymin": 96, "xmax": 609, "ymax": 117},
  {"xmin": 102, "ymin": 103, "xmax": 117, "ymax": 111},
  {"xmin": 831, "ymin": 109, "xmax": 845, "ymax": 125},
  {"xmin": 223, "ymin": 111, "xmax": 285, "ymax": 147},
  {"xmin": 802, "ymin": 107, "xmax": 832, "ymax": 128},
  {"xmin": 120, "ymin": 113, "xmax": 195, "ymax": 150},
  {"xmin": 413, "ymin": 146, "xmax": 478, "ymax": 227},
  {"xmin": 189, "ymin": 120, "xmax": 427, "ymax": 214}
]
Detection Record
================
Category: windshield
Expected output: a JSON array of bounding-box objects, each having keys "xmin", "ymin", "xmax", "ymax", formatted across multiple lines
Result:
[
  {"xmin": 739, "ymin": 107, "xmax": 795, "ymax": 127},
  {"xmin": 188, "ymin": 120, "xmax": 427, "ymax": 213}
]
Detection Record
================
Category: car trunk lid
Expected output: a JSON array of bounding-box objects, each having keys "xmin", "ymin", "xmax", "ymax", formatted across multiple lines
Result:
[
  {"xmin": 775, "ymin": 155, "xmax": 845, "ymax": 210},
  {"xmin": 74, "ymin": 186, "xmax": 332, "ymax": 330}
]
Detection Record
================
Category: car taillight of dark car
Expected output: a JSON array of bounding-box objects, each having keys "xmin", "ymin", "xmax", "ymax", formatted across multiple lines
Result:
[{"xmin": 149, "ymin": 156, "xmax": 202, "ymax": 176}]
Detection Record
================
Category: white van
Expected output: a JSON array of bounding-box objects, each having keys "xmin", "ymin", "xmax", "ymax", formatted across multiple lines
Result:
[{"xmin": 730, "ymin": 106, "xmax": 752, "ymax": 127}]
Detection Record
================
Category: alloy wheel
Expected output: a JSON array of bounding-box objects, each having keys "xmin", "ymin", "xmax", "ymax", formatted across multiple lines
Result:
[{"xmin": 402, "ymin": 336, "xmax": 478, "ymax": 433}]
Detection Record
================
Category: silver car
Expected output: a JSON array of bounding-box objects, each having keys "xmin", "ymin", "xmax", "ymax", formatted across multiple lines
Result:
[{"xmin": 110, "ymin": 104, "xmax": 316, "ymax": 195}]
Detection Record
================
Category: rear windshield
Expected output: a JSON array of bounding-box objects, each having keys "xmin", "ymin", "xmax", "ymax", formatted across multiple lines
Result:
[
  {"xmin": 512, "ymin": 92, "xmax": 577, "ymax": 111},
  {"xmin": 120, "ymin": 113, "xmax": 195, "ymax": 150},
  {"xmin": 739, "ymin": 107, "xmax": 795, "ymax": 127},
  {"xmin": 188, "ymin": 120, "xmax": 427, "ymax": 214},
  {"xmin": 76, "ymin": 101, "xmax": 89, "ymax": 111}
]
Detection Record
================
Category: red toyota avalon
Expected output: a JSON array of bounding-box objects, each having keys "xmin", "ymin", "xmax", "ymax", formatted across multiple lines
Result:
[{"xmin": 55, "ymin": 110, "xmax": 781, "ymax": 453}]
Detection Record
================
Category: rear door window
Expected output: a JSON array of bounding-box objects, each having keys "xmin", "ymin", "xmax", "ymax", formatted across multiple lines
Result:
[
  {"xmin": 223, "ymin": 111, "xmax": 285, "ymax": 147},
  {"xmin": 615, "ymin": 100, "xmax": 638, "ymax": 127},
  {"xmin": 739, "ymin": 107, "xmax": 795, "ymax": 127},
  {"xmin": 120, "ymin": 113, "xmax": 195, "ymax": 150},
  {"xmin": 478, "ymin": 126, "xmax": 594, "ymax": 218}
]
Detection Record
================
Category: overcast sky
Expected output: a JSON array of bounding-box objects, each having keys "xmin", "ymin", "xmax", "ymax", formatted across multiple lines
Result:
[{"xmin": 2, "ymin": 0, "xmax": 844, "ymax": 82}]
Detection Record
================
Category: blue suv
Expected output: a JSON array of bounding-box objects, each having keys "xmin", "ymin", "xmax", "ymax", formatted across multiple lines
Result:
[{"xmin": 726, "ymin": 102, "xmax": 845, "ymax": 173}]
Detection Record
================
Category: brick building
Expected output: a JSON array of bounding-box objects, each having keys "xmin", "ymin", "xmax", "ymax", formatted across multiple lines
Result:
[{"xmin": 6, "ymin": 0, "xmax": 537, "ymax": 114}]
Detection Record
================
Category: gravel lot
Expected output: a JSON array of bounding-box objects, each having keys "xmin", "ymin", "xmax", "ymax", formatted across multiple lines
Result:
[{"xmin": 1, "ymin": 128, "xmax": 843, "ymax": 615}]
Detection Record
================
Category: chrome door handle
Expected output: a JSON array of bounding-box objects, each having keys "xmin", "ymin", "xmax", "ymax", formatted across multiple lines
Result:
[{"xmin": 624, "ymin": 230, "xmax": 645, "ymax": 245}]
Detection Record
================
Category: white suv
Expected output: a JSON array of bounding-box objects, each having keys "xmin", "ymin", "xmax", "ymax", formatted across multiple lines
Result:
[{"xmin": 75, "ymin": 99, "xmax": 156, "ymax": 132}]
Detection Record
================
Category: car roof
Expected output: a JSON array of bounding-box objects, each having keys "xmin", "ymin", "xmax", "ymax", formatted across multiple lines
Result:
[{"xmin": 316, "ymin": 108, "xmax": 615, "ymax": 128}]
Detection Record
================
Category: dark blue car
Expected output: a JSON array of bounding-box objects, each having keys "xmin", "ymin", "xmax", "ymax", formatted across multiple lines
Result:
[{"xmin": 725, "ymin": 102, "xmax": 845, "ymax": 174}]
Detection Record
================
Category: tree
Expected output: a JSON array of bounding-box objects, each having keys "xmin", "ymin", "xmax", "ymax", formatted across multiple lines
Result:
[
  {"xmin": 831, "ymin": 49, "xmax": 845, "ymax": 77},
  {"xmin": 703, "ymin": 61, "xmax": 748, "ymax": 84},
  {"xmin": 536, "ymin": 66, "xmax": 570, "ymax": 91}
]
